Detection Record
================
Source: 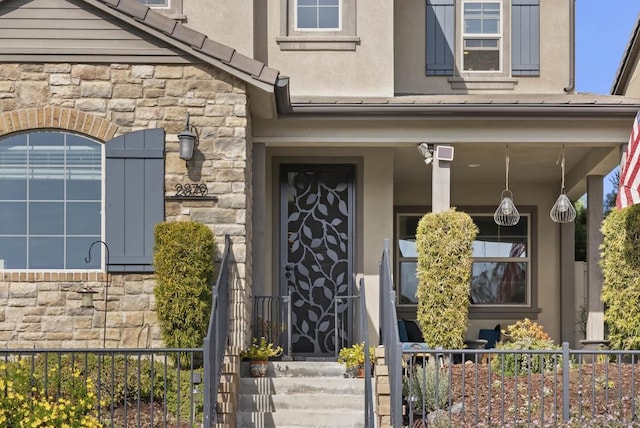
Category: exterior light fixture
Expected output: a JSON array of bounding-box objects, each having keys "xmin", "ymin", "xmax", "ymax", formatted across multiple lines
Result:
[
  {"xmin": 178, "ymin": 113, "xmax": 198, "ymax": 162},
  {"xmin": 494, "ymin": 145, "xmax": 520, "ymax": 226},
  {"xmin": 78, "ymin": 286, "xmax": 97, "ymax": 308},
  {"xmin": 550, "ymin": 145, "xmax": 576, "ymax": 223},
  {"xmin": 417, "ymin": 143, "xmax": 434, "ymax": 165}
]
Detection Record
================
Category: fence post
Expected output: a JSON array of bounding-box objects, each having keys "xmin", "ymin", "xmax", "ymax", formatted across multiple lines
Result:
[{"xmin": 562, "ymin": 342, "xmax": 570, "ymax": 422}]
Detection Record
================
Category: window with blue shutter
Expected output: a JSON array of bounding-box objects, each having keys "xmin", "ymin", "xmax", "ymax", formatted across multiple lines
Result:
[
  {"xmin": 426, "ymin": 0, "xmax": 455, "ymax": 76},
  {"xmin": 105, "ymin": 129, "xmax": 165, "ymax": 273},
  {"xmin": 512, "ymin": 0, "xmax": 540, "ymax": 76}
]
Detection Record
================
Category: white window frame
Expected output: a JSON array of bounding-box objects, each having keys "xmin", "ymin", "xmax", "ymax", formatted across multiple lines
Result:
[
  {"xmin": 461, "ymin": 0, "xmax": 503, "ymax": 73},
  {"xmin": 295, "ymin": 0, "xmax": 342, "ymax": 31},
  {"xmin": 277, "ymin": 0, "xmax": 359, "ymax": 51},
  {"xmin": 0, "ymin": 131, "xmax": 104, "ymax": 272},
  {"xmin": 136, "ymin": 0, "xmax": 184, "ymax": 19}
]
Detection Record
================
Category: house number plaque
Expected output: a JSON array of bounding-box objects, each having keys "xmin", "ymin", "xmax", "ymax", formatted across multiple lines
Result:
[{"xmin": 166, "ymin": 183, "xmax": 218, "ymax": 201}]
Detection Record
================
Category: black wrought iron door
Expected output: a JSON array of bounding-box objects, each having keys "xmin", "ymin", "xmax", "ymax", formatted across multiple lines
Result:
[{"xmin": 280, "ymin": 165, "xmax": 354, "ymax": 357}]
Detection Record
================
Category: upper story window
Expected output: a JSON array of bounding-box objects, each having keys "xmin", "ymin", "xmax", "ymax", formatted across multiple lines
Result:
[
  {"xmin": 426, "ymin": 0, "xmax": 539, "ymax": 78},
  {"xmin": 135, "ymin": 0, "xmax": 184, "ymax": 18},
  {"xmin": 462, "ymin": 1, "xmax": 501, "ymax": 72},
  {"xmin": 296, "ymin": 0, "xmax": 340, "ymax": 30},
  {"xmin": 395, "ymin": 209, "xmax": 535, "ymax": 316},
  {"xmin": 0, "ymin": 131, "xmax": 102, "ymax": 270},
  {"xmin": 277, "ymin": 0, "xmax": 359, "ymax": 51}
]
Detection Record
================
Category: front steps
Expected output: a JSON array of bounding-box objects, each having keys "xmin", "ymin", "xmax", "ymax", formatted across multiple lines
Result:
[{"xmin": 236, "ymin": 361, "xmax": 366, "ymax": 428}]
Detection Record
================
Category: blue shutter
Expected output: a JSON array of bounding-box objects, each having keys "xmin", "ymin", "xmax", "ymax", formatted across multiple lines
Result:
[
  {"xmin": 426, "ymin": 0, "xmax": 455, "ymax": 76},
  {"xmin": 105, "ymin": 129, "xmax": 165, "ymax": 272},
  {"xmin": 512, "ymin": 0, "xmax": 540, "ymax": 76}
]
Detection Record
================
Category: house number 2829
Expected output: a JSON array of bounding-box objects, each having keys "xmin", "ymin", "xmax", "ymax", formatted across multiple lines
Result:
[{"xmin": 174, "ymin": 183, "xmax": 208, "ymax": 197}]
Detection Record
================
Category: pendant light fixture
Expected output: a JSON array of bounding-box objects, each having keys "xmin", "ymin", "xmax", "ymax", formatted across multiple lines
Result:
[
  {"xmin": 494, "ymin": 145, "xmax": 520, "ymax": 226},
  {"xmin": 550, "ymin": 145, "xmax": 577, "ymax": 223}
]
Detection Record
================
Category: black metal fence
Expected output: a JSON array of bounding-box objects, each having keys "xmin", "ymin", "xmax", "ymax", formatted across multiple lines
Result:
[
  {"xmin": 0, "ymin": 235, "xmax": 233, "ymax": 428},
  {"xmin": 0, "ymin": 348, "xmax": 203, "ymax": 427},
  {"xmin": 252, "ymin": 294, "xmax": 292, "ymax": 357},
  {"xmin": 401, "ymin": 346, "xmax": 640, "ymax": 427},
  {"xmin": 379, "ymin": 239, "xmax": 404, "ymax": 428},
  {"xmin": 203, "ymin": 234, "xmax": 232, "ymax": 426}
]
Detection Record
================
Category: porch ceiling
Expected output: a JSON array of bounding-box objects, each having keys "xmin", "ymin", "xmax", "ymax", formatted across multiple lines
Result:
[{"xmin": 393, "ymin": 143, "xmax": 619, "ymax": 200}]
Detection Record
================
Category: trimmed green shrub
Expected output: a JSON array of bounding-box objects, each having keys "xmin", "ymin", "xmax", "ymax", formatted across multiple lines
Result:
[
  {"xmin": 491, "ymin": 318, "xmax": 560, "ymax": 376},
  {"xmin": 416, "ymin": 208, "xmax": 478, "ymax": 349},
  {"xmin": 154, "ymin": 221, "xmax": 216, "ymax": 354},
  {"xmin": 601, "ymin": 205, "xmax": 640, "ymax": 350}
]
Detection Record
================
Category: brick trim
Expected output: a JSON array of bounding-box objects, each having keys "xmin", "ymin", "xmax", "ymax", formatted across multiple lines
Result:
[
  {"xmin": 0, "ymin": 107, "xmax": 118, "ymax": 141},
  {"xmin": 2, "ymin": 272, "xmax": 109, "ymax": 282}
]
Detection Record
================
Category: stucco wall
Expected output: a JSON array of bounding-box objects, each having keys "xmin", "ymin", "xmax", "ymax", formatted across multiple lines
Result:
[
  {"xmin": 0, "ymin": 63, "xmax": 251, "ymax": 349},
  {"xmin": 394, "ymin": 0, "xmax": 572, "ymax": 95}
]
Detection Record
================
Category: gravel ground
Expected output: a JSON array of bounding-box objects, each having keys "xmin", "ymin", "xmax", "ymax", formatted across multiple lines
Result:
[{"xmin": 405, "ymin": 360, "xmax": 640, "ymax": 427}]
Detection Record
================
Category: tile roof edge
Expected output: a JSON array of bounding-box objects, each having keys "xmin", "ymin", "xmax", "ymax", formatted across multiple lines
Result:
[{"xmin": 86, "ymin": 0, "xmax": 281, "ymax": 90}]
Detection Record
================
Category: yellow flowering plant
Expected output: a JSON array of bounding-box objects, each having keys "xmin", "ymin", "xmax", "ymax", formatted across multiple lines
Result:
[{"xmin": 0, "ymin": 359, "xmax": 102, "ymax": 428}]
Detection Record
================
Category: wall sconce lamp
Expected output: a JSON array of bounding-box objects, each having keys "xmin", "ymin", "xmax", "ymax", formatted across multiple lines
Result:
[
  {"xmin": 78, "ymin": 286, "xmax": 98, "ymax": 308},
  {"xmin": 178, "ymin": 113, "xmax": 198, "ymax": 162}
]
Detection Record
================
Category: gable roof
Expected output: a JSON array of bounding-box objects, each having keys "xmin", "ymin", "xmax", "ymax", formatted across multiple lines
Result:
[
  {"xmin": 612, "ymin": 13, "xmax": 640, "ymax": 95},
  {"xmin": 0, "ymin": 0, "xmax": 281, "ymax": 93}
]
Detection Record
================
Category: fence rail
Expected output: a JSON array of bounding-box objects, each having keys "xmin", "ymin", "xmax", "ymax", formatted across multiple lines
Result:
[
  {"xmin": 0, "ymin": 348, "xmax": 204, "ymax": 428},
  {"xmin": 400, "ymin": 345, "xmax": 640, "ymax": 427},
  {"xmin": 203, "ymin": 234, "xmax": 231, "ymax": 426}
]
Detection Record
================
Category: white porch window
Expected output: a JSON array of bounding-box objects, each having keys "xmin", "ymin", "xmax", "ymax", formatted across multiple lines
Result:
[
  {"xmin": 395, "ymin": 212, "xmax": 531, "ymax": 307},
  {"xmin": 462, "ymin": 1, "xmax": 502, "ymax": 72}
]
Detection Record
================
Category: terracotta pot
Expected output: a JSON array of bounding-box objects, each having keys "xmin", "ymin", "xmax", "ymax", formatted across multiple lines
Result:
[{"xmin": 250, "ymin": 360, "xmax": 268, "ymax": 377}]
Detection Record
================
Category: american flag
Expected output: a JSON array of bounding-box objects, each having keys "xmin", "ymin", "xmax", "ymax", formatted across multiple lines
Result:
[{"xmin": 616, "ymin": 111, "xmax": 640, "ymax": 209}]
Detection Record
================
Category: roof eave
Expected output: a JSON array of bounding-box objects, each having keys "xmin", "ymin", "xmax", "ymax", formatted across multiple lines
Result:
[{"xmin": 284, "ymin": 103, "xmax": 640, "ymax": 119}]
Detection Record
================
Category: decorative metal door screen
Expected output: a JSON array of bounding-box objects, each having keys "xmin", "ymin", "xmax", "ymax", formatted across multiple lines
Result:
[{"xmin": 280, "ymin": 164, "xmax": 354, "ymax": 357}]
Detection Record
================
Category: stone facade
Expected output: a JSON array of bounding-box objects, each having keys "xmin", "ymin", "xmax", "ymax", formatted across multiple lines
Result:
[{"xmin": 0, "ymin": 63, "xmax": 251, "ymax": 349}]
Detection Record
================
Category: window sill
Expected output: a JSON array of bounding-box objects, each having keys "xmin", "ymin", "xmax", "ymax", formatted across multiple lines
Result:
[
  {"xmin": 448, "ymin": 77, "xmax": 518, "ymax": 91},
  {"xmin": 470, "ymin": 306, "xmax": 541, "ymax": 320},
  {"xmin": 276, "ymin": 36, "xmax": 360, "ymax": 51},
  {"xmin": 396, "ymin": 305, "xmax": 540, "ymax": 321}
]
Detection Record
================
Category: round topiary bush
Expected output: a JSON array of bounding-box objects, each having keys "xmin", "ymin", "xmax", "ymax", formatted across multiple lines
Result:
[
  {"xmin": 154, "ymin": 221, "xmax": 216, "ymax": 353},
  {"xmin": 415, "ymin": 208, "xmax": 478, "ymax": 349},
  {"xmin": 601, "ymin": 205, "xmax": 640, "ymax": 350}
]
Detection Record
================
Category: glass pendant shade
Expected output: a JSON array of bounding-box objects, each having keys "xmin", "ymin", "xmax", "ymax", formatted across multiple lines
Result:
[
  {"xmin": 494, "ymin": 190, "xmax": 520, "ymax": 226},
  {"xmin": 550, "ymin": 192, "xmax": 576, "ymax": 223},
  {"xmin": 494, "ymin": 146, "xmax": 520, "ymax": 226},
  {"xmin": 550, "ymin": 146, "xmax": 576, "ymax": 223}
]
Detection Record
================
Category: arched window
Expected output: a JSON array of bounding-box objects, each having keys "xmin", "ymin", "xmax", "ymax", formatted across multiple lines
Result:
[{"xmin": 0, "ymin": 131, "xmax": 102, "ymax": 270}]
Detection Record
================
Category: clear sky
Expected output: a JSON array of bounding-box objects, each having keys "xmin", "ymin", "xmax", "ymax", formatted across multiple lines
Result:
[
  {"xmin": 576, "ymin": 0, "xmax": 639, "ymax": 197},
  {"xmin": 576, "ymin": 0, "xmax": 639, "ymax": 94}
]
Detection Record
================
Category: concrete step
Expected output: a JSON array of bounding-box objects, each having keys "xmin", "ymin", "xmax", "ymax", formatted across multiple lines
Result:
[
  {"xmin": 240, "ymin": 360, "xmax": 347, "ymax": 378},
  {"xmin": 238, "ymin": 392, "xmax": 364, "ymax": 412},
  {"xmin": 235, "ymin": 410, "xmax": 366, "ymax": 428},
  {"xmin": 239, "ymin": 376, "xmax": 365, "ymax": 395}
]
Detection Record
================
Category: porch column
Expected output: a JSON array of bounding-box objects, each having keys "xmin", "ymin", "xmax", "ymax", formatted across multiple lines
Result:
[
  {"xmin": 586, "ymin": 175, "xmax": 604, "ymax": 341},
  {"xmin": 560, "ymin": 220, "xmax": 576, "ymax": 346},
  {"xmin": 252, "ymin": 143, "xmax": 266, "ymax": 296},
  {"xmin": 431, "ymin": 145, "xmax": 451, "ymax": 213}
]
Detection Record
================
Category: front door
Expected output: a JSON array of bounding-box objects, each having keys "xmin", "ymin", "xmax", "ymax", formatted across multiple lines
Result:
[{"xmin": 280, "ymin": 164, "xmax": 355, "ymax": 358}]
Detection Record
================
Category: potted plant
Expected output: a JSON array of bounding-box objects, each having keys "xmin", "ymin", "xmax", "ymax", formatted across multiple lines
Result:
[
  {"xmin": 337, "ymin": 342, "xmax": 375, "ymax": 377},
  {"xmin": 241, "ymin": 337, "xmax": 283, "ymax": 377}
]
